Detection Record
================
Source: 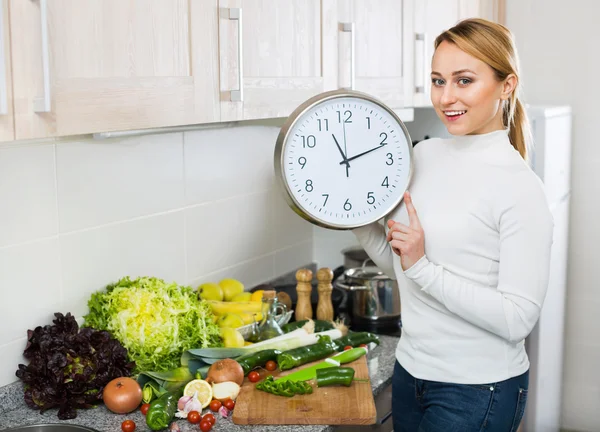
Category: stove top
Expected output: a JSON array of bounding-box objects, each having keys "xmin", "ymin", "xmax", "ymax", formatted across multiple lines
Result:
[{"xmin": 345, "ymin": 316, "xmax": 402, "ymax": 338}]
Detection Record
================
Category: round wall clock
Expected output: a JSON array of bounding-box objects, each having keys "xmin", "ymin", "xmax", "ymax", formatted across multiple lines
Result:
[{"xmin": 274, "ymin": 89, "xmax": 414, "ymax": 230}]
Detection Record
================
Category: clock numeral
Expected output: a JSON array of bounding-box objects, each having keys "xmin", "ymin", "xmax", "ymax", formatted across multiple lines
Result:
[
  {"xmin": 336, "ymin": 110, "xmax": 353, "ymax": 123},
  {"xmin": 298, "ymin": 156, "xmax": 306, "ymax": 169},
  {"xmin": 382, "ymin": 176, "xmax": 389, "ymax": 188},
  {"xmin": 366, "ymin": 116, "xmax": 371, "ymax": 129},
  {"xmin": 386, "ymin": 153, "xmax": 394, "ymax": 165},
  {"xmin": 322, "ymin": 194, "xmax": 329, "ymax": 206},
  {"xmin": 301, "ymin": 135, "xmax": 316, "ymax": 148},
  {"xmin": 305, "ymin": 179, "xmax": 314, "ymax": 192},
  {"xmin": 317, "ymin": 119, "xmax": 329, "ymax": 132},
  {"xmin": 380, "ymin": 132, "xmax": 388, "ymax": 146},
  {"xmin": 343, "ymin": 199, "xmax": 352, "ymax": 211},
  {"xmin": 367, "ymin": 192, "xmax": 375, "ymax": 205}
]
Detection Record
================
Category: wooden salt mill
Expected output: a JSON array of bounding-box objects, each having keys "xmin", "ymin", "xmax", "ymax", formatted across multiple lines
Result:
[
  {"xmin": 295, "ymin": 268, "xmax": 313, "ymax": 321},
  {"xmin": 316, "ymin": 267, "xmax": 334, "ymax": 321}
]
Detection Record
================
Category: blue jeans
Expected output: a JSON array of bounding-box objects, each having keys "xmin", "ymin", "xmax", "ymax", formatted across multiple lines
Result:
[{"xmin": 392, "ymin": 361, "xmax": 529, "ymax": 432}]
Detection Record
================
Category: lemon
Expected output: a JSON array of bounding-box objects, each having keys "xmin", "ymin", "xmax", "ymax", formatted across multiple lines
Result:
[
  {"xmin": 220, "ymin": 327, "xmax": 245, "ymax": 348},
  {"xmin": 183, "ymin": 379, "xmax": 213, "ymax": 408},
  {"xmin": 250, "ymin": 290, "xmax": 264, "ymax": 302}
]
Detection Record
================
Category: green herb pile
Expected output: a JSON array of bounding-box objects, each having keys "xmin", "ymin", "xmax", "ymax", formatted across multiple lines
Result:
[{"xmin": 83, "ymin": 276, "xmax": 221, "ymax": 373}]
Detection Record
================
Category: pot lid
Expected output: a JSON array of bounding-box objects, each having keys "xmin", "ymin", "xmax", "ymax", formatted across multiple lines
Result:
[{"xmin": 344, "ymin": 266, "xmax": 393, "ymax": 281}]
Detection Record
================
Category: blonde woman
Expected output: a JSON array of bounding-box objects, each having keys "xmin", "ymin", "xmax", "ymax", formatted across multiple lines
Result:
[{"xmin": 353, "ymin": 19, "xmax": 554, "ymax": 431}]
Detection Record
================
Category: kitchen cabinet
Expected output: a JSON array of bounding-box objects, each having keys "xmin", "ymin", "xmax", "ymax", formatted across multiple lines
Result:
[
  {"xmin": 412, "ymin": 0, "xmax": 505, "ymax": 107},
  {"xmin": 336, "ymin": 0, "xmax": 414, "ymax": 109},
  {"xmin": 218, "ymin": 0, "xmax": 338, "ymax": 122},
  {"xmin": 0, "ymin": 0, "xmax": 14, "ymax": 142},
  {"xmin": 9, "ymin": 0, "xmax": 220, "ymax": 140}
]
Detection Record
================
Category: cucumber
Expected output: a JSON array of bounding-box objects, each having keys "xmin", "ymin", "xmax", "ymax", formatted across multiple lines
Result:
[{"xmin": 281, "ymin": 319, "xmax": 335, "ymax": 333}]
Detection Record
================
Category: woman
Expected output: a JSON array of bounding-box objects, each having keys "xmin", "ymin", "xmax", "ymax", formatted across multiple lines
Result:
[{"xmin": 352, "ymin": 18, "xmax": 554, "ymax": 431}]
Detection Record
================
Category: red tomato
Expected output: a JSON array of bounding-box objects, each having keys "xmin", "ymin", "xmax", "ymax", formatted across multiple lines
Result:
[
  {"xmin": 199, "ymin": 420, "xmax": 213, "ymax": 432},
  {"xmin": 209, "ymin": 399, "xmax": 222, "ymax": 412},
  {"xmin": 224, "ymin": 399, "xmax": 235, "ymax": 411},
  {"xmin": 187, "ymin": 410, "xmax": 201, "ymax": 424},
  {"xmin": 344, "ymin": 345, "xmax": 352, "ymax": 351},
  {"xmin": 203, "ymin": 413, "xmax": 216, "ymax": 425},
  {"xmin": 359, "ymin": 344, "xmax": 368, "ymax": 348},
  {"xmin": 140, "ymin": 403, "xmax": 150, "ymax": 415},
  {"xmin": 248, "ymin": 371, "xmax": 260, "ymax": 382},
  {"xmin": 265, "ymin": 360, "xmax": 277, "ymax": 371},
  {"xmin": 121, "ymin": 420, "xmax": 135, "ymax": 432}
]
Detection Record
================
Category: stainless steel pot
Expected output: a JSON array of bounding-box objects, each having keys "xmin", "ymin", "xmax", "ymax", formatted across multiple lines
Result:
[
  {"xmin": 335, "ymin": 266, "xmax": 401, "ymax": 322},
  {"xmin": 341, "ymin": 246, "xmax": 374, "ymax": 269}
]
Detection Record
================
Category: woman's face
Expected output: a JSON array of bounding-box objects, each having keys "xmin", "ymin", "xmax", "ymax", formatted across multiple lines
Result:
[{"xmin": 430, "ymin": 41, "xmax": 515, "ymax": 136}]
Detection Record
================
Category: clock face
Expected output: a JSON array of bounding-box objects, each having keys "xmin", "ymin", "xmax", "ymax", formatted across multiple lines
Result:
[{"xmin": 275, "ymin": 91, "xmax": 413, "ymax": 229}]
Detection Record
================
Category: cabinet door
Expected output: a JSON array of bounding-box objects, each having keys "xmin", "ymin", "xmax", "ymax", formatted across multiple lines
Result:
[
  {"xmin": 10, "ymin": 0, "xmax": 219, "ymax": 140},
  {"xmin": 337, "ymin": 0, "xmax": 414, "ymax": 109},
  {"xmin": 0, "ymin": 0, "xmax": 13, "ymax": 142},
  {"xmin": 219, "ymin": 0, "xmax": 336, "ymax": 121},
  {"xmin": 459, "ymin": 0, "xmax": 505, "ymax": 23}
]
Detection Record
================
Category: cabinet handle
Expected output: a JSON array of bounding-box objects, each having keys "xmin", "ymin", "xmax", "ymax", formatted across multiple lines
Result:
[
  {"xmin": 224, "ymin": 7, "xmax": 243, "ymax": 102},
  {"xmin": 340, "ymin": 22, "xmax": 355, "ymax": 90},
  {"xmin": 0, "ymin": 2, "xmax": 7, "ymax": 115},
  {"xmin": 33, "ymin": 0, "xmax": 51, "ymax": 113},
  {"xmin": 415, "ymin": 33, "xmax": 427, "ymax": 94}
]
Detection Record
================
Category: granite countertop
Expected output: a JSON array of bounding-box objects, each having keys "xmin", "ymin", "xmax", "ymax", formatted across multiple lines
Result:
[{"xmin": 0, "ymin": 335, "xmax": 399, "ymax": 432}]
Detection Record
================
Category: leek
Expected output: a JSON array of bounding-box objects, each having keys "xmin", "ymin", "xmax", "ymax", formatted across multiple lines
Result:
[{"xmin": 185, "ymin": 329, "xmax": 343, "ymax": 360}]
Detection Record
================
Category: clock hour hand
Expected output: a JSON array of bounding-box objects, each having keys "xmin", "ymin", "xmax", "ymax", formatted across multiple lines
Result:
[
  {"xmin": 332, "ymin": 134, "xmax": 351, "ymax": 177},
  {"xmin": 340, "ymin": 144, "xmax": 386, "ymax": 164}
]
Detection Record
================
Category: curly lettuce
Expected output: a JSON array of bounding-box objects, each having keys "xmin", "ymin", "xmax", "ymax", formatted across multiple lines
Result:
[{"xmin": 83, "ymin": 276, "xmax": 221, "ymax": 373}]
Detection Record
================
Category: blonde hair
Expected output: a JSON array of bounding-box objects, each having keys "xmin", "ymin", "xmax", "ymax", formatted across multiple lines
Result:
[{"xmin": 434, "ymin": 18, "xmax": 531, "ymax": 160}]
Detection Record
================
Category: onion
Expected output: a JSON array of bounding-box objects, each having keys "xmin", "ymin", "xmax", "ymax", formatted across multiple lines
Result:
[
  {"xmin": 102, "ymin": 377, "xmax": 143, "ymax": 414},
  {"xmin": 211, "ymin": 381, "xmax": 241, "ymax": 402},
  {"xmin": 205, "ymin": 358, "xmax": 244, "ymax": 386}
]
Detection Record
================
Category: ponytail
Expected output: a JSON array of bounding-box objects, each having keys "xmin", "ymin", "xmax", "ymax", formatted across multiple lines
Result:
[{"xmin": 504, "ymin": 95, "xmax": 531, "ymax": 161}]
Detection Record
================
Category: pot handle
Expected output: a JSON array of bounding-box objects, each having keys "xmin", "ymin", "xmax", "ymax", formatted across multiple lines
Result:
[{"xmin": 335, "ymin": 280, "xmax": 369, "ymax": 291}]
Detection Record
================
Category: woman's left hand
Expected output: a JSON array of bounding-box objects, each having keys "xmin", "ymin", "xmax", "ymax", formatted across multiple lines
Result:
[{"xmin": 386, "ymin": 191, "xmax": 425, "ymax": 270}]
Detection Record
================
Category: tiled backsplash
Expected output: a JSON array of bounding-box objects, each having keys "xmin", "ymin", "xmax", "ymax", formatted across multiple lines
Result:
[{"xmin": 0, "ymin": 124, "xmax": 317, "ymax": 387}]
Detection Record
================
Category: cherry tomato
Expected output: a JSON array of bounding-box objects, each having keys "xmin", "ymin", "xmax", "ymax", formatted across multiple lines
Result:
[
  {"xmin": 265, "ymin": 360, "xmax": 277, "ymax": 371},
  {"xmin": 224, "ymin": 398, "xmax": 235, "ymax": 411},
  {"xmin": 203, "ymin": 413, "xmax": 216, "ymax": 425},
  {"xmin": 200, "ymin": 420, "xmax": 213, "ymax": 432},
  {"xmin": 140, "ymin": 403, "xmax": 150, "ymax": 415},
  {"xmin": 248, "ymin": 371, "xmax": 260, "ymax": 382},
  {"xmin": 187, "ymin": 410, "xmax": 201, "ymax": 424},
  {"xmin": 121, "ymin": 420, "xmax": 136, "ymax": 432},
  {"xmin": 344, "ymin": 345, "xmax": 352, "ymax": 351},
  {"xmin": 359, "ymin": 344, "xmax": 368, "ymax": 348},
  {"xmin": 209, "ymin": 399, "xmax": 222, "ymax": 412}
]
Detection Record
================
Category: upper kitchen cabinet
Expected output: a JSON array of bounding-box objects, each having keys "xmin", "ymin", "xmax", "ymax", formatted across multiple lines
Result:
[
  {"xmin": 335, "ymin": 0, "xmax": 414, "ymax": 109},
  {"xmin": 412, "ymin": 0, "xmax": 505, "ymax": 107},
  {"xmin": 218, "ymin": 0, "xmax": 338, "ymax": 122},
  {"xmin": 0, "ymin": 0, "xmax": 14, "ymax": 142},
  {"xmin": 9, "ymin": 0, "xmax": 220, "ymax": 140}
]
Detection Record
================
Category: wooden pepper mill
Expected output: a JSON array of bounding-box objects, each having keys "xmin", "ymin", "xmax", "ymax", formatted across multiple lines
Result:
[
  {"xmin": 295, "ymin": 268, "xmax": 313, "ymax": 321},
  {"xmin": 316, "ymin": 267, "xmax": 334, "ymax": 321}
]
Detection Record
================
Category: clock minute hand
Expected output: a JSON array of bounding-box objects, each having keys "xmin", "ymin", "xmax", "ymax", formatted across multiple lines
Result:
[{"xmin": 341, "ymin": 145, "xmax": 386, "ymax": 164}]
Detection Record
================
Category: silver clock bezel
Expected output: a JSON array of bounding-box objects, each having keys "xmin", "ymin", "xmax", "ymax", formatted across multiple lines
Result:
[{"xmin": 274, "ymin": 89, "xmax": 414, "ymax": 230}]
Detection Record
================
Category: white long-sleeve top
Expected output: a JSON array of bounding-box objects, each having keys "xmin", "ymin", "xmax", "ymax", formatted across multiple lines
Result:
[{"xmin": 353, "ymin": 129, "xmax": 554, "ymax": 384}]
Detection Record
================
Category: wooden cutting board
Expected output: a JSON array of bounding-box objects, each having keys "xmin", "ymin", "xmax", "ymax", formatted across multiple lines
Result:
[{"xmin": 232, "ymin": 355, "xmax": 377, "ymax": 425}]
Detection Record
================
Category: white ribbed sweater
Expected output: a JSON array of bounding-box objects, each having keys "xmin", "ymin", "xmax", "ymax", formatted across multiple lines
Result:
[{"xmin": 353, "ymin": 130, "xmax": 554, "ymax": 384}]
